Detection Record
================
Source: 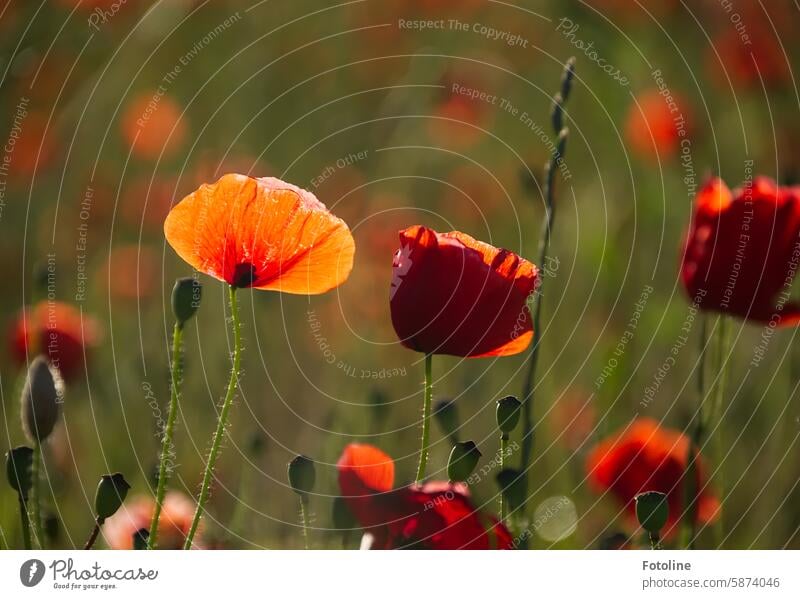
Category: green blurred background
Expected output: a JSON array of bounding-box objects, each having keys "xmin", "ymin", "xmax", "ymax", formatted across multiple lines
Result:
[{"xmin": 1, "ymin": 0, "xmax": 799, "ymax": 549}]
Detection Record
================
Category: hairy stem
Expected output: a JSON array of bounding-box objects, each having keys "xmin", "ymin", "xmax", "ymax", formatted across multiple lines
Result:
[
  {"xmin": 415, "ymin": 354, "xmax": 433, "ymax": 484},
  {"xmin": 149, "ymin": 322, "xmax": 184, "ymax": 549},
  {"xmin": 184, "ymin": 286, "xmax": 242, "ymax": 549}
]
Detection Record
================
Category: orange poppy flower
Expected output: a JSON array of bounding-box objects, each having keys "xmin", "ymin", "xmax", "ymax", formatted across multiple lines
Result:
[
  {"xmin": 586, "ymin": 418, "xmax": 719, "ymax": 535},
  {"xmin": 164, "ymin": 174, "xmax": 355, "ymax": 292}
]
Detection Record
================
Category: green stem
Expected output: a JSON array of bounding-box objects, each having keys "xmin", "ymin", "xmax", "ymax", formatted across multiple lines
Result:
[
  {"xmin": 710, "ymin": 315, "xmax": 730, "ymax": 548},
  {"xmin": 649, "ymin": 531, "xmax": 661, "ymax": 550},
  {"xmin": 518, "ymin": 59, "xmax": 573, "ymax": 525},
  {"xmin": 30, "ymin": 442, "xmax": 43, "ymax": 549},
  {"xmin": 300, "ymin": 498, "xmax": 310, "ymax": 550},
  {"xmin": 149, "ymin": 322, "xmax": 184, "ymax": 549},
  {"xmin": 18, "ymin": 495, "xmax": 31, "ymax": 550},
  {"xmin": 683, "ymin": 315, "xmax": 707, "ymax": 549},
  {"xmin": 499, "ymin": 434, "xmax": 508, "ymax": 522},
  {"xmin": 183, "ymin": 285, "xmax": 242, "ymax": 550},
  {"xmin": 415, "ymin": 354, "xmax": 433, "ymax": 484}
]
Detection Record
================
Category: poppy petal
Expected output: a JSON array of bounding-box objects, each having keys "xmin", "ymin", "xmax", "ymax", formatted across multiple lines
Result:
[{"xmin": 164, "ymin": 174, "xmax": 355, "ymax": 294}]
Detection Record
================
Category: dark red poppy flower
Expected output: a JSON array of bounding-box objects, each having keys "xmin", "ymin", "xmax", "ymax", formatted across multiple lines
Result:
[
  {"xmin": 680, "ymin": 177, "xmax": 800, "ymax": 325},
  {"xmin": 390, "ymin": 225, "xmax": 538, "ymax": 358},
  {"xmin": 164, "ymin": 174, "xmax": 355, "ymax": 293},
  {"xmin": 10, "ymin": 301, "xmax": 101, "ymax": 381},
  {"xmin": 586, "ymin": 418, "xmax": 719, "ymax": 535},
  {"xmin": 337, "ymin": 443, "xmax": 513, "ymax": 549}
]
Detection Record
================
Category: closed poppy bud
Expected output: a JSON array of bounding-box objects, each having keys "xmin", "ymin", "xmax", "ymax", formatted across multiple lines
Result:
[
  {"xmin": 21, "ymin": 356, "xmax": 63, "ymax": 443},
  {"xmin": 496, "ymin": 396, "xmax": 522, "ymax": 434},
  {"xmin": 288, "ymin": 455, "xmax": 316, "ymax": 499},
  {"xmin": 635, "ymin": 491, "xmax": 669, "ymax": 534},
  {"xmin": 496, "ymin": 468, "xmax": 525, "ymax": 512},
  {"xmin": 171, "ymin": 277, "xmax": 201, "ymax": 326},
  {"xmin": 132, "ymin": 528, "xmax": 149, "ymax": 550},
  {"xmin": 5, "ymin": 446, "xmax": 34, "ymax": 499},
  {"xmin": 447, "ymin": 441, "xmax": 482, "ymax": 482},
  {"xmin": 332, "ymin": 496, "xmax": 357, "ymax": 531},
  {"xmin": 390, "ymin": 226, "xmax": 539, "ymax": 358},
  {"xmin": 95, "ymin": 473, "xmax": 131, "ymax": 522},
  {"xmin": 433, "ymin": 399, "xmax": 460, "ymax": 443}
]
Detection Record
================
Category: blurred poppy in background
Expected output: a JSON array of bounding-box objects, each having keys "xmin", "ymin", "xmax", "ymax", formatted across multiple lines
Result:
[
  {"xmin": 390, "ymin": 225, "xmax": 538, "ymax": 357},
  {"xmin": 164, "ymin": 173, "xmax": 355, "ymax": 293},
  {"xmin": 680, "ymin": 176, "xmax": 800, "ymax": 325},
  {"xmin": 121, "ymin": 91, "xmax": 187, "ymax": 160},
  {"xmin": 625, "ymin": 88, "xmax": 693, "ymax": 162},
  {"xmin": 337, "ymin": 443, "xmax": 513, "ymax": 549},
  {"xmin": 104, "ymin": 492, "xmax": 202, "ymax": 549},
  {"xmin": 586, "ymin": 418, "xmax": 719, "ymax": 535},
  {"xmin": 100, "ymin": 245, "xmax": 157, "ymax": 302},
  {"xmin": 10, "ymin": 301, "xmax": 101, "ymax": 381}
]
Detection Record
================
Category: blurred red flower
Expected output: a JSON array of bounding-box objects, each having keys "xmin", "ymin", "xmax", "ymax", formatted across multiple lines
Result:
[
  {"xmin": 337, "ymin": 443, "xmax": 513, "ymax": 549},
  {"xmin": 586, "ymin": 418, "xmax": 719, "ymax": 535},
  {"xmin": 8, "ymin": 111, "xmax": 58, "ymax": 179},
  {"xmin": 100, "ymin": 245, "xmax": 157, "ymax": 301},
  {"xmin": 680, "ymin": 176, "xmax": 800, "ymax": 325},
  {"xmin": 625, "ymin": 88, "xmax": 692, "ymax": 161},
  {"xmin": 104, "ymin": 492, "xmax": 203, "ymax": 549},
  {"xmin": 164, "ymin": 174, "xmax": 355, "ymax": 293},
  {"xmin": 10, "ymin": 301, "xmax": 101, "ymax": 381},
  {"xmin": 121, "ymin": 91, "xmax": 187, "ymax": 160},
  {"xmin": 390, "ymin": 225, "xmax": 538, "ymax": 357}
]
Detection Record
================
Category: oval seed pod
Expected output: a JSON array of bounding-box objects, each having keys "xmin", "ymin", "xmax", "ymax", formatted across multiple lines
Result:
[{"xmin": 20, "ymin": 357, "xmax": 64, "ymax": 443}]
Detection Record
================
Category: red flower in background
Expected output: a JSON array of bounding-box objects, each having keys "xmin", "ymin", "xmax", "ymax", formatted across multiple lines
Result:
[
  {"xmin": 390, "ymin": 225, "xmax": 538, "ymax": 357},
  {"xmin": 164, "ymin": 174, "xmax": 355, "ymax": 293},
  {"xmin": 10, "ymin": 301, "xmax": 101, "ymax": 381},
  {"xmin": 586, "ymin": 419, "xmax": 719, "ymax": 535},
  {"xmin": 337, "ymin": 443, "xmax": 513, "ymax": 549},
  {"xmin": 625, "ymin": 88, "xmax": 692, "ymax": 161},
  {"xmin": 121, "ymin": 91, "xmax": 187, "ymax": 160},
  {"xmin": 680, "ymin": 177, "xmax": 800, "ymax": 325}
]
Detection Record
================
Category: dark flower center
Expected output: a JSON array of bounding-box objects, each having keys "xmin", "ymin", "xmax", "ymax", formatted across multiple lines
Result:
[{"xmin": 232, "ymin": 262, "xmax": 258, "ymax": 288}]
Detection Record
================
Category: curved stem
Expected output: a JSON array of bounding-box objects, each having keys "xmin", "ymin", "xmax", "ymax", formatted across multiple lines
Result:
[
  {"xmin": 84, "ymin": 519, "xmax": 101, "ymax": 550},
  {"xmin": 18, "ymin": 495, "xmax": 31, "ymax": 550},
  {"xmin": 299, "ymin": 498, "xmax": 310, "ymax": 550},
  {"xmin": 148, "ymin": 322, "xmax": 184, "ymax": 549},
  {"xmin": 184, "ymin": 286, "xmax": 242, "ymax": 549},
  {"xmin": 415, "ymin": 354, "xmax": 433, "ymax": 484},
  {"xmin": 31, "ymin": 442, "xmax": 43, "ymax": 548}
]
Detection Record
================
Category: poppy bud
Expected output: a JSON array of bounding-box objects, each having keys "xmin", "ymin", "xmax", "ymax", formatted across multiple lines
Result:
[
  {"xmin": 171, "ymin": 277, "xmax": 202, "ymax": 326},
  {"xmin": 287, "ymin": 455, "xmax": 315, "ymax": 499},
  {"xmin": 5, "ymin": 446, "xmax": 34, "ymax": 499},
  {"xmin": 635, "ymin": 491, "xmax": 669, "ymax": 534},
  {"xmin": 132, "ymin": 528, "xmax": 149, "ymax": 550},
  {"xmin": 447, "ymin": 441, "xmax": 482, "ymax": 482},
  {"xmin": 496, "ymin": 396, "xmax": 522, "ymax": 434},
  {"xmin": 95, "ymin": 473, "xmax": 131, "ymax": 522},
  {"xmin": 20, "ymin": 357, "xmax": 63, "ymax": 443},
  {"xmin": 496, "ymin": 468, "xmax": 526, "ymax": 512},
  {"xmin": 332, "ymin": 496, "xmax": 357, "ymax": 531},
  {"xmin": 433, "ymin": 399, "xmax": 460, "ymax": 444}
]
